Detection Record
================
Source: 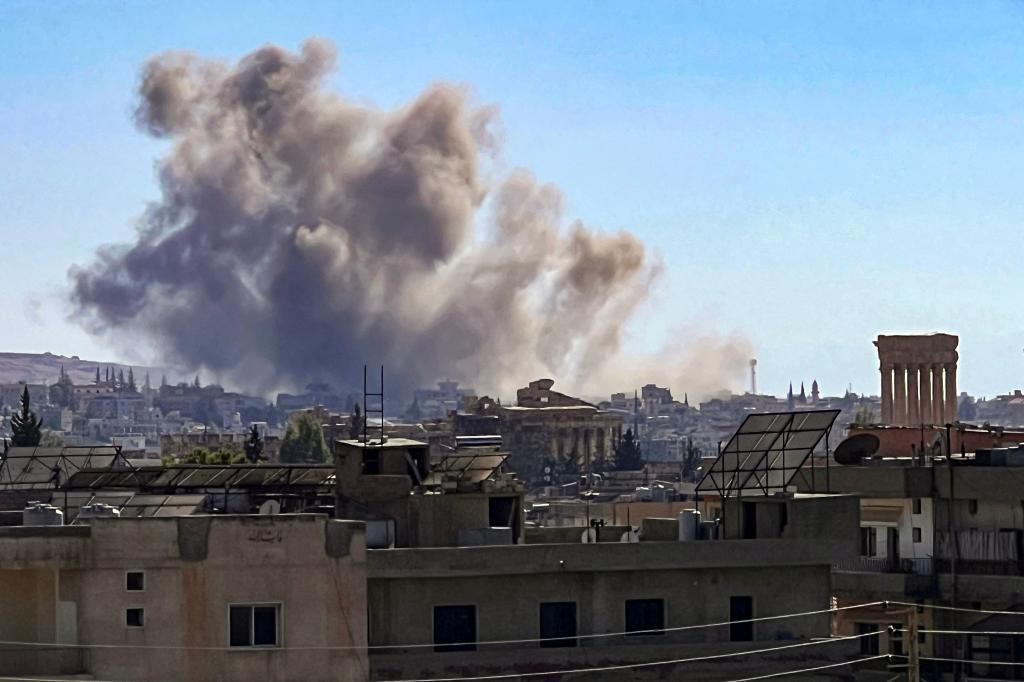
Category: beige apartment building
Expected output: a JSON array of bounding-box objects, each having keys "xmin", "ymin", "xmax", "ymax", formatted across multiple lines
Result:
[{"xmin": 0, "ymin": 515, "xmax": 367, "ymax": 682}]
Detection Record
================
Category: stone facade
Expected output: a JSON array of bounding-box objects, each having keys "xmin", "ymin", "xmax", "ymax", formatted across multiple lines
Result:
[{"xmin": 875, "ymin": 333, "xmax": 959, "ymax": 426}]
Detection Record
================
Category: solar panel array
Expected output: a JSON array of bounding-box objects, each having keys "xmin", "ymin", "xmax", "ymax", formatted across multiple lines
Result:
[
  {"xmin": 422, "ymin": 451, "xmax": 508, "ymax": 486},
  {"xmin": 0, "ymin": 446, "xmax": 126, "ymax": 490},
  {"xmin": 63, "ymin": 464, "xmax": 336, "ymax": 491},
  {"xmin": 697, "ymin": 409, "xmax": 840, "ymax": 497},
  {"xmin": 58, "ymin": 491, "xmax": 207, "ymax": 522}
]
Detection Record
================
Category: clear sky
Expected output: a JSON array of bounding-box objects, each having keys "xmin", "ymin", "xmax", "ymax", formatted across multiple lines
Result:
[{"xmin": 3, "ymin": 1, "xmax": 1024, "ymax": 398}]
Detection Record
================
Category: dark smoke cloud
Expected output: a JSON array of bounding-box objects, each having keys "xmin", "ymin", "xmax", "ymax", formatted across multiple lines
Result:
[{"xmin": 71, "ymin": 38, "xmax": 739, "ymax": 399}]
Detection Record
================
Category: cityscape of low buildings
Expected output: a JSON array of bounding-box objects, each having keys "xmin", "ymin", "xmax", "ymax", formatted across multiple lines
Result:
[{"xmin": 1, "ymin": 333, "xmax": 1024, "ymax": 680}]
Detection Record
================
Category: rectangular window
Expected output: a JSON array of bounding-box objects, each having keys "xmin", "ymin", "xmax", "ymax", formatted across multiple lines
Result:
[
  {"xmin": 126, "ymin": 607, "xmax": 145, "ymax": 628},
  {"xmin": 969, "ymin": 499, "xmax": 979, "ymax": 515},
  {"xmin": 856, "ymin": 622, "xmax": 880, "ymax": 655},
  {"xmin": 434, "ymin": 605, "xmax": 476, "ymax": 652},
  {"xmin": 913, "ymin": 527, "xmax": 922, "ymax": 543},
  {"xmin": 625, "ymin": 598, "xmax": 664, "ymax": 635},
  {"xmin": 126, "ymin": 571, "xmax": 145, "ymax": 591},
  {"xmin": 729, "ymin": 596, "xmax": 754, "ymax": 642},
  {"xmin": 539, "ymin": 602, "xmax": 577, "ymax": 648},
  {"xmin": 890, "ymin": 624, "xmax": 904, "ymax": 656},
  {"xmin": 912, "ymin": 498, "xmax": 922, "ymax": 515},
  {"xmin": 229, "ymin": 604, "xmax": 281, "ymax": 647},
  {"xmin": 362, "ymin": 450, "xmax": 381, "ymax": 475},
  {"xmin": 860, "ymin": 527, "xmax": 877, "ymax": 557}
]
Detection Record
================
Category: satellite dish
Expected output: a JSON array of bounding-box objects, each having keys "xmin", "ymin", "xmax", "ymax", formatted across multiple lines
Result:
[
  {"xmin": 258, "ymin": 499, "xmax": 281, "ymax": 515},
  {"xmin": 834, "ymin": 433, "xmax": 880, "ymax": 465}
]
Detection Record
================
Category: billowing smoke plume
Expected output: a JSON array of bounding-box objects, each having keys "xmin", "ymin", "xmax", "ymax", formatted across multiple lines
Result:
[{"xmin": 71, "ymin": 38, "xmax": 746, "ymax": 399}]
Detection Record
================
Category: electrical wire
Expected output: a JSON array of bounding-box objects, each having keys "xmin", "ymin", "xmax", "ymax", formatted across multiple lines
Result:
[
  {"xmin": 716, "ymin": 655, "xmax": 890, "ymax": 682},
  {"xmin": 382, "ymin": 632, "xmax": 885, "ymax": 682},
  {"xmin": 888, "ymin": 600, "xmax": 1024, "ymax": 617},
  {"xmin": 895, "ymin": 654, "xmax": 1024, "ymax": 668},
  {"xmin": 0, "ymin": 601, "xmax": 885, "ymax": 652}
]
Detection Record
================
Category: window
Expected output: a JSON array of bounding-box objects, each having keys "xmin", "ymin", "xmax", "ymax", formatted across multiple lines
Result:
[
  {"xmin": 126, "ymin": 608, "xmax": 145, "ymax": 628},
  {"xmin": 539, "ymin": 602, "xmax": 577, "ymax": 648},
  {"xmin": 126, "ymin": 571, "xmax": 145, "ymax": 591},
  {"xmin": 434, "ymin": 605, "xmax": 476, "ymax": 652},
  {"xmin": 860, "ymin": 527, "xmax": 877, "ymax": 557},
  {"xmin": 969, "ymin": 499, "xmax": 979, "ymax": 515},
  {"xmin": 625, "ymin": 599, "xmax": 664, "ymax": 635},
  {"xmin": 230, "ymin": 604, "xmax": 280, "ymax": 647},
  {"xmin": 362, "ymin": 450, "xmax": 380, "ymax": 475},
  {"xmin": 890, "ymin": 624, "xmax": 904, "ymax": 656},
  {"xmin": 912, "ymin": 498, "xmax": 922, "ymax": 515},
  {"xmin": 729, "ymin": 596, "xmax": 754, "ymax": 642},
  {"xmin": 856, "ymin": 623, "xmax": 880, "ymax": 655},
  {"xmin": 913, "ymin": 527, "xmax": 922, "ymax": 543}
]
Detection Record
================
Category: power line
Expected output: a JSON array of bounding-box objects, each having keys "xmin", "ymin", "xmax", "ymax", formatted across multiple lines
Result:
[
  {"xmin": 0, "ymin": 601, "xmax": 885, "ymax": 652},
  {"xmin": 895, "ymin": 654, "xmax": 1024, "ymax": 668},
  {"xmin": 383, "ymin": 632, "xmax": 885, "ymax": 682},
  {"xmin": 888, "ymin": 600, "xmax": 1024, "ymax": 617},
  {"xmin": 717, "ymin": 655, "xmax": 890, "ymax": 682}
]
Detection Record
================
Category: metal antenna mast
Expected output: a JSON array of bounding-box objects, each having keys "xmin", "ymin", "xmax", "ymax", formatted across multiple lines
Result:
[{"xmin": 362, "ymin": 365, "xmax": 385, "ymax": 445}]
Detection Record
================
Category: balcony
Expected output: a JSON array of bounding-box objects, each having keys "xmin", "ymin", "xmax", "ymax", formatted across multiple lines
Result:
[{"xmin": 834, "ymin": 556, "xmax": 934, "ymax": 575}]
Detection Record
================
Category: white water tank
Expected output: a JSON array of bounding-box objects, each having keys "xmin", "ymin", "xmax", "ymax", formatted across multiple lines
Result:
[
  {"xmin": 678, "ymin": 510, "xmax": 701, "ymax": 541},
  {"xmin": 23, "ymin": 503, "xmax": 64, "ymax": 526},
  {"xmin": 77, "ymin": 503, "xmax": 121, "ymax": 521}
]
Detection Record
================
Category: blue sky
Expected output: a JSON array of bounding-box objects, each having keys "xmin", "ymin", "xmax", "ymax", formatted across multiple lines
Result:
[{"xmin": 3, "ymin": 1, "xmax": 1024, "ymax": 398}]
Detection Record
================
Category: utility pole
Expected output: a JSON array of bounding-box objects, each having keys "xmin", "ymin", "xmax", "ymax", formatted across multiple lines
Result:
[{"xmin": 907, "ymin": 607, "xmax": 920, "ymax": 682}]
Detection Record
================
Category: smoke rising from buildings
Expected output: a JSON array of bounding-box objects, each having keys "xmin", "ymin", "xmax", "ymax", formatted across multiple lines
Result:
[{"xmin": 70, "ymin": 38, "xmax": 749, "ymax": 399}]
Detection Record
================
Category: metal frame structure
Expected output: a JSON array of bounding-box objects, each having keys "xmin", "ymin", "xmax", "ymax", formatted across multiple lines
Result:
[
  {"xmin": 0, "ymin": 446, "xmax": 132, "ymax": 490},
  {"xmin": 697, "ymin": 409, "xmax": 840, "ymax": 498},
  {"xmin": 61, "ymin": 464, "xmax": 336, "ymax": 492},
  {"xmin": 422, "ymin": 451, "xmax": 509, "ymax": 487},
  {"xmin": 363, "ymin": 365, "xmax": 386, "ymax": 446}
]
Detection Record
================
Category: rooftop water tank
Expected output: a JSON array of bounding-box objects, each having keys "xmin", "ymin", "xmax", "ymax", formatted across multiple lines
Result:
[{"xmin": 22, "ymin": 502, "xmax": 64, "ymax": 527}]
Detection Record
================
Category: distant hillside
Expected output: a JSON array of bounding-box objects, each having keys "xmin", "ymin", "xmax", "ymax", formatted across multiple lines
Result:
[{"xmin": 0, "ymin": 352, "xmax": 164, "ymax": 387}]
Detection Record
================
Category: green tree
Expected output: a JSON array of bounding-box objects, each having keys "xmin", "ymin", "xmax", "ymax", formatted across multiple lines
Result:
[
  {"xmin": 852, "ymin": 405, "xmax": 878, "ymax": 426},
  {"xmin": 10, "ymin": 386, "xmax": 43, "ymax": 447},
  {"xmin": 280, "ymin": 411, "xmax": 330, "ymax": 463},
  {"xmin": 613, "ymin": 427, "xmax": 643, "ymax": 471},
  {"xmin": 349, "ymin": 403, "xmax": 363, "ymax": 440},
  {"xmin": 244, "ymin": 424, "xmax": 264, "ymax": 463},
  {"xmin": 127, "ymin": 367, "xmax": 137, "ymax": 393}
]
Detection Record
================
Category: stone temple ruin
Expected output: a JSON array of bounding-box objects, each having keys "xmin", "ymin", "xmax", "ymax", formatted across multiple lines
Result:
[{"xmin": 875, "ymin": 333, "xmax": 958, "ymax": 426}]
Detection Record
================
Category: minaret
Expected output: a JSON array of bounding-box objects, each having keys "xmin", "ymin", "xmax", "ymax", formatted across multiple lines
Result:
[
  {"xmin": 799, "ymin": 382, "xmax": 806, "ymax": 404},
  {"xmin": 811, "ymin": 380, "xmax": 819, "ymax": 404},
  {"xmin": 787, "ymin": 383, "xmax": 795, "ymax": 411},
  {"xmin": 749, "ymin": 358, "xmax": 758, "ymax": 395}
]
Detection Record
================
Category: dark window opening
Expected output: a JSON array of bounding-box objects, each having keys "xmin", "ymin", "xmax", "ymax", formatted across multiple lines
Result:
[
  {"xmin": 625, "ymin": 598, "xmax": 664, "ymax": 635},
  {"xmin": 741, "ymin": 502, "xmax": 757, "ymax": 539},
  {"xmin": 856, "ymin": 623, "xmax": 880, "ymax": 655},
  {"xmin": 890, "ymin": 625, "xmax": 904, "ymax": 656},
  {"xmin": 913, "ymin": 498, "xmax": 922, "ymax": 514},
  {"xmin": 860, "ymin": 527, "xmax": 877, "ymax": 557},
  {"xmin": 969, "ymin": 499, "xmax": 979, "ymax": 515},
  {"xmin": 230, "ymin": 604, "xmax": 280, "ymax": 647},
  {"xmin": 540, "ymin": 602, "xmax": 577, "ymax": 648},
  {"xmin": 434, "ymin": 605, "xmax": 476, "ymax": 652},
  {"xmin": 729, "ymin": 596, "xmax": 753, "ymax": 641},
  {"xmin": 362, "ymin": 450, "xmax": 381, "ymax": 475},
  {"xmin": 125, "ymin": 608, "xmax": 144, "ymax": 628},
  {"xmin": 126, "ymin": 571, "xmax": 145, "ymax": 591},
  {"xmin": 488, "ymin": 496, "xmax": 520, "ymax": 541},
  {"xmin": 913, "ymin": 527, "xmax": 922, "ymax": 543}
]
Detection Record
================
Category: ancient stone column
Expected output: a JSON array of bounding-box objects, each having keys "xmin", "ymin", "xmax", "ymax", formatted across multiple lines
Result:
[
  {"xmin": 945, "ymin": 362, "xmax": 958, "ymax": 423},
  {"xmin": 880, "ymin": 363, "xmax": 894, "ymax": 424},
  {"xmin": 893, "ymin": 364, "xmax": 907, "ymax": 426},
  {"xmin": 919, "ymin": 364, "xmax": 932, "ymax": 425},
  {"xmin": 907, "ymin": 365, "xmax": 920, "ymax": 426},
  {"xmin": 931, "ymin": 365, "xmax": 945, "ymax": 426}
]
